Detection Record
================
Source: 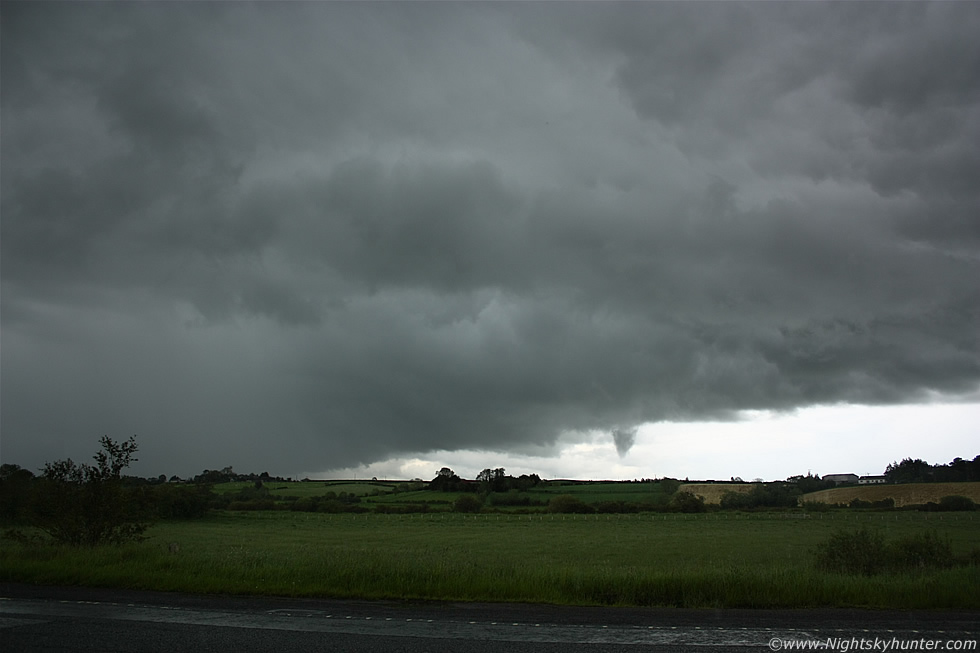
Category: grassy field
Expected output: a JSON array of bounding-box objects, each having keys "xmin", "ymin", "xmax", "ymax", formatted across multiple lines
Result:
[
  {"xmin": 678, "ymin": 483, "xmax": 756, "ymax": 504},
  {"xmin": 214, "ymin": 480, "xmax": 399, "ymax": 498},
  {"xmin": 800, "ymin": 482, "xmax": 980, "ymax": 508},
  {"xmin": 213, "ymin": 479, "xmax": 674, "ymax": 511},
  {"xmin": 523, "ymin": 481, "xmax": 668, "ymax": 505},
  {"xmin": 3, "ymin": 510, "xmax": 978, "ymax": 609}
]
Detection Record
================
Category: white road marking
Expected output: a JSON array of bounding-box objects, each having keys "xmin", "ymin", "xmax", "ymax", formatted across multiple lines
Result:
[{"xmin": 0, "ymin": 598, "xmax": 974, "ymax": 646}]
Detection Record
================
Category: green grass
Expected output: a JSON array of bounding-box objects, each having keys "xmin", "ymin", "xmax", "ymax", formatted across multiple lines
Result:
[
  {"xmin": 3, "ymin": 511, "xmax": 978, "ymax": 609},
  {"xmin": 524, "ymin": 482, "xmax": 668, "ymax": 505},
  {"xmin": 213, "ymin": 481, "xmax": 397, "ymax": 498},
  {"xmin": 212, "ymin": 479, "xmax": 671, "ymax": 508}
]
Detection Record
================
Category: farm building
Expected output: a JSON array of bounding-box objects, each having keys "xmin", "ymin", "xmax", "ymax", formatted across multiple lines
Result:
[
  {"xmin": 858, "ymin": 475, "xmax": 887, "ymax": 484},
  {"xmin": 822, "ymin": 473, "xmax": 859, "ymax": 485}
]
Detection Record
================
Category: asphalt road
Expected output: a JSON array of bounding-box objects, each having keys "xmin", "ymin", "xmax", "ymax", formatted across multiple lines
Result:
[{"xmin": 1, "ymin": 583, "xmax": 976, "ymax": 652}]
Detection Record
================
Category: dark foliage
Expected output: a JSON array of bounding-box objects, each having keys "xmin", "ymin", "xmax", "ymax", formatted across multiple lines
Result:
[
  {"xmin": 547, "ymin": 495, "xmax": 595, "ymax": 514},
  {"xmin": 667, "ymin": 491, "xmax": 707, "ymax": 513},
  {"xmin": 846, "ymin": 498, "xmax": 895, "ymax": 510},
  {"xmin": 816, "ymin": 527, "xmax": 888, "ymax": 575},
  {"xmin": 0, "ymin": 464, "xmax": 36, "ymax": 522},
  {"xmin": 890, "ymin": 531, "xmax": 954, "ymax": 571},
  {"xmin": 884, "ymin": 455, "xmax": 980, "ymax": 484},
  {"xmin": 594, "ymin": 501, "xmax": 641, "ymax": 514},
  {"xmin": 453, "ymin": 495, "xmax": 484, "ymax": 513},
  {"xmin": 786, "ymin": 473, "xmax": 835, "ymax": 494},
  {"xmin": 816, "ymin": 528, "xmax": 955, "ymax": 575},
  {"xmin": 720, "ymin": 484, "xmax": 799, "ymax": 510},
  {"xmin": 31, "ymin": 436, "xmax": 149, "ymax": 546},
  {"xmin": 148, "ymin": 484, "xmax": 214, "ymax": 520},
  {"xmin": 917, "ymin": 495, "xmax": 977, "ymax": 512},
  {"xmin": 658, "ymin": 478, "xmax": 681, "ymax": 496},
  {"xmin": 486, "ymin": 490, "xmax": 546, "ymax": 507},
  {"xmin": 427, "ymin": 467, "xmax": 476, "ymax": 492}
]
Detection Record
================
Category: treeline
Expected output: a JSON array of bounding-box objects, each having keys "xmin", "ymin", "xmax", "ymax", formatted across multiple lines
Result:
[
  {"xmin": 189, "ymin": 468, "xmax": 289, "ymax": 485},
  {"xmin": 426, "ymin": 467, "xmax": 542, "ymax": 493},
  {"xmin": 884, "ymin": 456, "xmax": 980, "ymax": 484},
  {"xmin": 1, "ymin": 462, "xmax": 216, "ymax": 525},
  {"xmin": 0, "ymin": 437, "xmax": 215, "ymax": 547}
]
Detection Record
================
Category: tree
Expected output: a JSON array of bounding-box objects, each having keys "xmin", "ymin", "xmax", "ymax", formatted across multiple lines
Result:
[
  {"xmin": 32, "ymin": 436, "xmax": 149, "ymax": 546},
  {"xmin": 787, "ymin": 473, "xmax": 833, "ymax": 494},
  {"xmin": 427, "ymin": 467, "xmax": 464, "ymax": 492},
  {"xmin": 884, "ymin": 458, "xmax": 932, "ymax": 484},
  {"xmin": 476, "ymin": 467, "xmax": 508, "ymax": 493},
  {"xmin": 0, "ymin": 464, "xmax": 36, "ymax": 522},
  {"xmin": 476, "ymin": 468, "xmax": 494, "ymax": 489}
]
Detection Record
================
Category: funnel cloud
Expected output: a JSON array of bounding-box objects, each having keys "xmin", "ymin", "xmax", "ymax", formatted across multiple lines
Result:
[{"xmin": 611, "ymin": 427, "xmax": 639, "ymax": 458}]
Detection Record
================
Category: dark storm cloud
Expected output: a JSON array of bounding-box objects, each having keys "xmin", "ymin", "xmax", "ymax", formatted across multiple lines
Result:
[{"xmin": 2, "ymin": 2, "xmax": 978, "ymax": 476}]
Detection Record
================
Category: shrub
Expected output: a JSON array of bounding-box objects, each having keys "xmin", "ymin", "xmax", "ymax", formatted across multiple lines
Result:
[
  {"xmin": 659, "ymin": 478, "xmax": 681, "ymax": 496},
  {"xmin": 547, "ymin": 495, "xmax": 594, "ymax": 514},
  {"xmin": 890, "ymin": 531, "xmax": 953, "ymax": 571},
  {"xmin": 227, "ymin": 499, "xmax": 276, "ymax": 511},
  {"xmin": 151, "ymin": 484, "xmax": 214, "ymax": 519},
  {"xmin": 30, "ymin": 436, "xmax": 150, "ymax": 546},
  {"xmin": 801, "ymin": 501, "xmax": 830, "ymax": 512},
  {"xmin": 486, "ymin": 491, "xmax": 544, "ymax": 507},
  {"xmin": 815, "ymin": 527, "xmax": 888, "ymax": 575},
  {"xmin": 848, "ymin": 498, "xmax": 895, "ymax": 510},
  {"xmin": 668, "ymin": 491, "xmax": 707, "ymax": 513},
  {"xmin": 720, "ymin": 491, "xmax": 751, "ymax": 510},
  {"xmin": 938, "ymin": 495, "xmax": 976, "ymax": 512},
  {"xmin": 453, "ymin": 495, "xmax": 483, "ymax": 513},
  {"xmin": 373, "ymin": 503, "xmax": 430, "ymax": 514},
  {"xmin": 816, "ymin": 528, "xmax": 958, "ymax": 575},
  {"xmin": 594, "ymin": 501, "xmax": 640, "ymax": 514}
]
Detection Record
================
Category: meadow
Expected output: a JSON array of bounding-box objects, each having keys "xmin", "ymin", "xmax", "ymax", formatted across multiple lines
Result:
[
  {"xmin": 800, "ymin": 482, "xmax": 980, "ymax": 508},
  {"xmin": 3, "ymin": 510, "xmax": 978, "ymax": 610}
]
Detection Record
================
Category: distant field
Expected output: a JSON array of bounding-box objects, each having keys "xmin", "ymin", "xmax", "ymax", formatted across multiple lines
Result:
[
  {"xmin": 211, "ymin": 479, "xmax": 671, "ymax": 509},
  {"xmin": 2, "ymin": 511, "xmax": 977, "ymax": 609},
  {"xmin": 207, "ymin": 479, "xmax": 980, "ymax": 512},
  {"xmin": 524, "ymin": 481, "xmax": 667, "ymax": 505},
  {"xmin": 800, "ymin": 482, "xmax": 980, "ymax": 508},
  {"xmin": 213, "ymin": 480, "xmax": 400, "ymax": 498},
  {"xmin": 678, "ymin": 483, "xmax": 756, "ymax": 505}
]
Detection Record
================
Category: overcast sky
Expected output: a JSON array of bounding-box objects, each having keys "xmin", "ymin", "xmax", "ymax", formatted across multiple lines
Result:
[{"xmin": 2, "ymin": 2, "xmax": 978, "ymax": 482}]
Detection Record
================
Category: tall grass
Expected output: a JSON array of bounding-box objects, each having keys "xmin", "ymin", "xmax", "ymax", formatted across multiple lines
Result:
[{"xmin": 3, "ymin": 511, "xmax": 978, "ymax": 609}]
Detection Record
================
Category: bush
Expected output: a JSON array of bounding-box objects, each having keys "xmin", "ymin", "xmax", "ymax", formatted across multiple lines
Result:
[
  {"xmin": 720, "ymin": 491, "xmax": 751, "ymax": 510},
  {"xmin": 594, "ymin": 501, "xmax": 640, "ymax": 514},
  {"xmin": 801, "ymin": 501, "xmax": 830, "ymax": 512},
  {"xmin": 227, "ymin": 499, "xmax": 276, "ymax": 511},
  {"xmin": 938, "ymin": 495, "xmax": 976, "ymax": 511},
  {"xmin": 453, "ymin": 495, "xmax": 483, "ymax": 513},
  {"xmin": 659, "ymin": 478, "xmax": 681, "ymax": 496},
  {"xmin": 848, "ymin": 498, "xmax": 895, "ymax": 510},
  {"xmin": 890, "ymin": 531, "xmax": 953, "ymax": 571},
  {"xmin": 151, "ymin": 484, "xmax": 214, "ymax": 519},
  {"xmin": 547, "ymin": 495, "xmax": 594, "ymax": 514},
  {"xmin": 815, "ymin": 527, "xmax": 887, "ymax": 576},
  {"xmin": 816, "ymin": 528, "xmax": 956, "ymax": 575},
  {"xmin": 373, "ymin": 503, "xmax": 430, "ymax": 514},
  {"xmin": 30, "ymin": 436, "xmax": 150, "ymax": 546},
  {"xmin": 486, "ymin": 491, "xmax": 544, "ymax": 507},
  {"xmin": 668, "ymin": 491, "xmax": 707, "ymax": 513}
]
